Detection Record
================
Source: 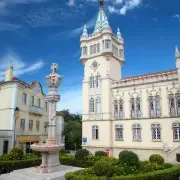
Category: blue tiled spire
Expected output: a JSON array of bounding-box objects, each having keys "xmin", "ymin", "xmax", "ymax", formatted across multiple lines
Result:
[{"xmin": 93, "ymin": 0, "xmax": 111, "ymax": 34}]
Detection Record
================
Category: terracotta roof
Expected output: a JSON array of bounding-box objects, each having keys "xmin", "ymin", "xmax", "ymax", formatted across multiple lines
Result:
[{"xmin": 119, "ymin": 69, "xmax": 177, "ymax": 83}]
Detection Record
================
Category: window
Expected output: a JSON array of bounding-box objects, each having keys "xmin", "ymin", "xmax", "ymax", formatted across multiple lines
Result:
[
  {"xmin": 149, "ymin": 95, "xmax": 161, "ymax": 117},
  {"xmin": 119, "ymin": 99, "xmax": 123, "ymax": 119},
  {"xmin": 30, "ymin": 96, "xmax": 34, "ymax": 106},
  {"xmin": 20, "ymin": 119, "xmax": 25, "ymax": 132},
  {"xmin": 119, "ymin": 49, "xmax": 124, "ymax": 59},
  {"xmin": 37, "ymin": 99, "xmax": 40, "ymax": 107},
  {"xmin": 44, "ymin": 102, "xmax": 48, "ymax": 111},
  {"xmin": 92, "ymin": 125, "xmax": 98, "ymax": 140},
  {"xmin": 82, "ymin": 46, "xmax": 87, "ymax": 56},
  {"xmin": 96, "ymin": 76, "xmax": 100, "ymax": 88},
  {"xmin": 132, "ymin": 124, "xmax": 141, "ymax": 141},
  {"xmin": 93, "ymin": 44, "xmax": 97, "ymax": 54},
  {"xmin": 114, "ymin": 100, "xmax": 118, "ymax": 119},
  {"xmin": 96, "ymin": 97, "xmax": 101, "ymax": 113},
  {"xmin": 105, "ymin": 39, "xmax": 111, "ymax": 49},
  {"xmin": 173, "ymin": 123, "xmax": 180, "ymax": 140},
  {"xmin": 115, "ymin": 124, "xmax": 123, "ymax": 140},
  {"xmin": 130, "ymin": 97, "xmax": 141, "ymax": 118},
  {"xmin": 151, "ymin": 124, "xmax": 161, "ymax": 140},
  {"xmin": 169, "ymin": 94, "xmax": 176, "ymax": 116},
  {"xmin": 89, "ymin": 76, "xmax": 94, "ymax": 88},
  {"xmin": 97, "ymin": 43, "xmax": 100, "ymax": 53},
  {"xmin": 3, "ymin": 141, "xmax": 8, "ymax": 154},
  {"xmin": 89, "ymin": 98, "xmax": 94, "ymax": 113},
  {"xmin": 114, "ymin": 47, "xmax": 118, "ymax": 57},
  {"xmin": 22, "ymin": 93, "xmax": 27, "ymax": 104},
  {"xmin": 176, "ymin": 94, "xmax": 180, "ymax": 116},
  {"xmin": 29, "ymin": 120, "xmax": 33, "ymax": 131},
  {"xmin": 36, "ymin": 120, "xmax": 40, "ymax": 131}
]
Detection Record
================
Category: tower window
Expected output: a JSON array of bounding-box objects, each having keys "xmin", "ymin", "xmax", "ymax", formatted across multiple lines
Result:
[
  {"xmin": 96, "ymin": 75, "xmax": 100, "ymax": 88},
  {"xmin": 119, "ymin": 49, "xmax": 124, "ymax": 59},
  {"xmin": 89, "ymin": 76, "xmax": 94, "ymax": 88},
  {"xmin": 96, "ymin": 97, "xmax": 101, "ymax": 113},
  {"xmin": 82, "ymin": 46, "xmax": 87, "ymax": 56},
  {"xmin": 105, "ymin": 39, "xmax": 111, "ymax": 49},
  {"xmin": 92, "ymin": 125, "xmax": 99, "ymax": 140},
  {"xmin": 89, "ymin": 98, "xmax": 94, "ymax": 113},
  {"xmin": 97, "ymin": 43, "xmax": 100, "ymax": 53}
]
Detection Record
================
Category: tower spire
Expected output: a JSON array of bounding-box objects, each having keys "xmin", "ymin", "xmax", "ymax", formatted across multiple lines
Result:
[
  {"xmin": 175, "ymin": 46, "xmax": 179, "ymax": 56},
  {"xmin": 82, "ymin": 24, "xmax": 88, "ymax": 38},
  {"xmin": 117, "ymin": 27, "xmax": 121, "ymax": 40},
  {"xmin": 93, "ymin": 0, "xmax": 111, "ymax": 34}
]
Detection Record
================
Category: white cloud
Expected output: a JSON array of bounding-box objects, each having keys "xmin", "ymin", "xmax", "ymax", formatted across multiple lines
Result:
[
  {"xmin": 173, "ymin": 14, "xmax": 180, "ymax": 21},
  {"xmin": 0, "ymin": 22, "xmax": 22, "ymax": 31},
  {"xmin": 66, "ymin": 0, "xmax": 75, "ymax": 7},
  {"xmin": 108, "ymin": 0, "xmax": 142, "ymax": 15},
  {"xmin": 57, "ymin": 86, "xmax": 82, "ymax": 114},
  {"xmin": 0, "ymin": 52, "xmax": 45, "ymax": 80}
]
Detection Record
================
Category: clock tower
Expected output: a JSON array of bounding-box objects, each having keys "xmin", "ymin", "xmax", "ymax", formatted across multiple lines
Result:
[{"xmin": 81, "ymin": 0, "xmax": 125, "ymax": 154}]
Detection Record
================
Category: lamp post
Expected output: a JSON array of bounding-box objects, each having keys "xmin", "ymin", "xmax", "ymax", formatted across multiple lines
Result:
[{"xmin": 14, "ymin": 107, "xmax": 20, "ymax": 147}]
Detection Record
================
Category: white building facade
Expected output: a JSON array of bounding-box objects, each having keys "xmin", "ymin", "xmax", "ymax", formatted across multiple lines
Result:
[{"xmin": 81, "ymin": 0, "xmax": 180, "ymax": 164}]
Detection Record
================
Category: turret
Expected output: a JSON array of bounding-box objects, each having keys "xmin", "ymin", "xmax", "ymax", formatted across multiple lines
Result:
[
  {"xmin": 175, "ymin": 46, "xmax": 180, "ymax": 86},
  {"xmin": 5, "ymin": 66, "xmax": 13, "ymax": 82},
  {"xmin": 117, "ymin": 28, "xmax": 122, "ymax": 40},
  {"xmin": 81, "ymin": 24, "xmax": 88, "ymax": 38}
]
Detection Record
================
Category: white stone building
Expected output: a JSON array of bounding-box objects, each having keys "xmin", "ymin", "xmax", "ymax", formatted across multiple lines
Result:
[{"xmin": 81, "ymin": 0, "xmax": 180, "ymax": 163}]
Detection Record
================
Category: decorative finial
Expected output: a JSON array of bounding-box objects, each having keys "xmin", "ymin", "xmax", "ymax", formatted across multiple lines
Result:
[
  {"xmin": 82, "ymin": 24, "xmax": 88, "ymax": 37},
  {"xmin": 175, "ymin": 46, "xmax": 179, "ymax": 55},
  {"xmin": 51, "ymin": 63, "xmax": 58, "ymax": 74},
  {"xmin": 117, "ymin": 27, "xmax": 121, "ymax": 40},
  {"xmin": 99, "ymin": 0, "xmax": 104, "ymax": 6}
]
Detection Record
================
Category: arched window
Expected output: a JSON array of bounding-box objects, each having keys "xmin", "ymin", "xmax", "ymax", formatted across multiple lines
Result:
[
  {"xmin": 151, "ymin": 124, "xmax": 161, "ymax": 140},
  {"xmin": 149, "ymin": 95, "xmax": 161, "ymax": 117},
  {"xmin": 89, "ymin": 98, "xmax": 94, "ymax": 113},
  {"xmin": 93, "ymin": 44, "xmax": 97, "ymax": 54},
  {"xmin": 119, "ymin": 99, "xmax": 123, "ymax": 119},
  {"xmin": 90, "ymin": 45, "xmax": 93, "ymax": 55},
  {"xmin": 92, "ymin": 125, "xmax": 99, "ymax": 139},
  {"xmin": 96, "ymin": 97, "xmax": 101, "ymax": 113},
  {"xmin": 132, "ymin": 124, "xmax": 141, "ymax": 141},
  {"xmin": 115, "ymin": 124, "xmax": 123, "ymax": 140},
  {"xmin": 136, "ymin": 97, "xmax": 141, "ymax": 118},
  {"xmin": 89, "ymin": 76, "xmax": 94, "ymax": 88},
  {"xmin": 114, "ymin": 100, "xmax": 118, "ymax": 119},
  {"xmin": 173, "ymin": 123, "xmax": 180, "ymax": 140},
  {"xmin": 105, "ymin": 39, "xmax": 111, "ymax": 49},
  {"xmin": 169, "ymin": 94, "xmax": 175, "ymax": 116},
  {"xmin": 96, "ymin": 75, "xmax": 100, "ymax": 88},
  {"xmin": 130, "ymin": 98, "xmax": 136, "ymax": 118},
  {"xmin": 97, "ymin": 43, "xmax": 100, "ymax": 53}
]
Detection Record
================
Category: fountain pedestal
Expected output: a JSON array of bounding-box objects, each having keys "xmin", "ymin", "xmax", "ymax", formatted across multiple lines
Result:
[{"xmin": 31, "ymin": 63, "xmax": 64, "ymax": 174}]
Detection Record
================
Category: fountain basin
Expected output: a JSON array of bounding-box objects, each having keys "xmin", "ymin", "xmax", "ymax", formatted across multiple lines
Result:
[{"xmin": 31, "ymin": 143, "xmax": 64, "ymax": 153}]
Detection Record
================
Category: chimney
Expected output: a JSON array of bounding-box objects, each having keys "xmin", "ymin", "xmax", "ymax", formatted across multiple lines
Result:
[{"xmin": 5, "ymin": 66, "xmax": 13, "ymax": 82}]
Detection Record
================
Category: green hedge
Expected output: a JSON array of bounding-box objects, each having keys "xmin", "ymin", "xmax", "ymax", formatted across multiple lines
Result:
[
  {"xmin": 0, "ymin": 158, "xmax": 41, "ymax": 174},
  {"xmin": 110, "ymin": 165, "xmax": 180, "ymax": 180}
]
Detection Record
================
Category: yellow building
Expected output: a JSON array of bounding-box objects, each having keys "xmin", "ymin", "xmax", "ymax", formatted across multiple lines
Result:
[{"xmin": 0, "ymin": 66, "xmax": 48, "ymax": 155}]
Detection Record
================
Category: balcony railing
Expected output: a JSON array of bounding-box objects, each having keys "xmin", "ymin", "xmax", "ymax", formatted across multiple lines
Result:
[{"xmin": 29, "ymin": 105, "xmax": 43, "ymax": 116}]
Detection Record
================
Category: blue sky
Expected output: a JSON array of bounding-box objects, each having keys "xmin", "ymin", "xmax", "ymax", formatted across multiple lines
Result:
[{"xmin": 0, "ymin": 0, "xmax": 180, "ymax": 113}]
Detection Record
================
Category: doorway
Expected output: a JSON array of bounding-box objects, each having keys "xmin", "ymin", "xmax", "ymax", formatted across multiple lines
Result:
[{"xmin": 3, "ymin": 140, "xmax": 9, "ymax": 154}]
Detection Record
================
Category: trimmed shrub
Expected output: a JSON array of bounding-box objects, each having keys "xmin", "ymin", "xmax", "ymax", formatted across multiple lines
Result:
[
  {"xmin": 110, "ymin": 165, "xmax": 180, "ymax": 180},
  {"xmin": 32, "ymin": 150, "xmax": 41, "ymax": 157},
  {"xmin": 0, "ymin": 158, "xmax": 41, "ymax": 174},
  {"xmin": 119, "ymin": 150, "xmax": 140, "ymax": 166},
  {"xmin": 95, "ymin": 151, "xmax": 107, "ymax": 157},
  {"xmin": 149, "ymin": 154, "xmax": 164, "ymax": 165},
  {"xmin": 23, "ymin": 153, "xmax": 38, "ymax": 160},
  {"xmin": 75, "ymin": 149, "xmax": 89, "ymax": 160},
  {"xmin": 59, "ymin": 148, "xmax": 67, "ymax": 155},
  {"xmin": 92, "ymin": 160, "xmax": 117, "ymax": 177}
]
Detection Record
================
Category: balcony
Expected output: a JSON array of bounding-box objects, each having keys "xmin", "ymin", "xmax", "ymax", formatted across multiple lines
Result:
[{"xmin": 29, "ymin": 105, "xmax": 43, "ymax": 116}]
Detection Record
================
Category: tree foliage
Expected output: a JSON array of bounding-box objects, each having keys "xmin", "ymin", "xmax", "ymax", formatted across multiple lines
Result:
[{"xmin": 62, "ymin": 109, "xmax": 82, "ymax": 150}]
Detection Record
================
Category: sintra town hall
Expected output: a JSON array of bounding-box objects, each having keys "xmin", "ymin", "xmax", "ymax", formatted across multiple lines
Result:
[{"xmin": 81, "ymin": 0, "xmax": 180, "ymax": 163}]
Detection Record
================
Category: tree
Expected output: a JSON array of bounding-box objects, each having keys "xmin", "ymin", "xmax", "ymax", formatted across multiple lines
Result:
[{"xmin": 61, "ymin": 109, "xmax": 82, "ymax": 150}]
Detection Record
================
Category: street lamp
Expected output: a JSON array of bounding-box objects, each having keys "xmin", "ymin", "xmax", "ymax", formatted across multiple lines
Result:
[{"xmin": 14, "ymin": 107, "xmax": 20, "ymax": 147}]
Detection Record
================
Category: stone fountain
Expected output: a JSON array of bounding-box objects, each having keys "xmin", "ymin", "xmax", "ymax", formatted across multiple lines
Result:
[{"xmin": 31, "ymin": 63, "xmax": 64, "ymax": 173}]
